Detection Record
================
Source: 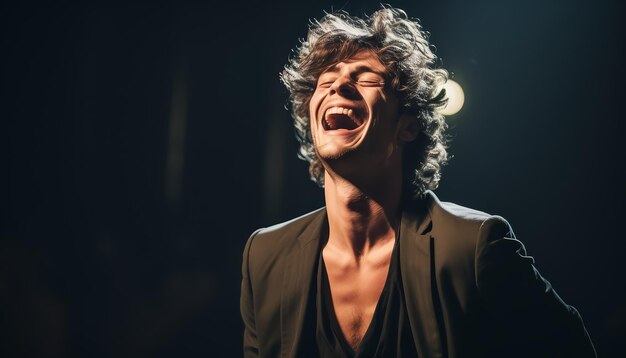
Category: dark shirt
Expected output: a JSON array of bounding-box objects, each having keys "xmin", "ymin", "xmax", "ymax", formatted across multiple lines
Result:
[{"xmin": 315, "ymin": 237, "xmax": 417, "ymax": 357}]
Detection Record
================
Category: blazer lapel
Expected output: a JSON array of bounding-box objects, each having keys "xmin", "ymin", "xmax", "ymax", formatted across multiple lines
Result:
[
  {"xmin": 400, "ymin": 199, "xmax": 445, "ymax": 358},
  {"xmin": 277, "ymin": 197, "xmax": 445, "ymax": 357},
  {"xmin": 280, "ymin": 208, "xmax": 326, "ymax": 358}
]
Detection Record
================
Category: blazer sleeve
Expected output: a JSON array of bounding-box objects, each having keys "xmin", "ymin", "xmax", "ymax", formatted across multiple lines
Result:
[
  {"xmin": 241, "ymin": 230, "xmax": 261, "ymax": 358},
  {"xmin": 474, "ymin": 216, "xmax": 596, "ymax": 357}
]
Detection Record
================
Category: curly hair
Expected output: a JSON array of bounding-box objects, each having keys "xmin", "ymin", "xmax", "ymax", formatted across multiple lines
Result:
[{"xmin": 280, "ymin": 6, "xmax": 449, "ymax": 197}]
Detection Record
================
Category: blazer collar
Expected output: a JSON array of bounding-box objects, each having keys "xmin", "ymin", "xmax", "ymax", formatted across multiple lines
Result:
[
  {"xmin": 399, "ymin": 191, "xmax": 446, "ymax": 358},
  {"xmin": 281, "ymin": 208, "xmax": 327, "ymax": 358}
]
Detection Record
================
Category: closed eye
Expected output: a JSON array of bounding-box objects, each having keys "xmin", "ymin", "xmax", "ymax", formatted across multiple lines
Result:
[
  {"xmin": 357, "ymin": 80, "xmax": 384, "ymax": 87},
  {"xmin": 318, "ymin": 79, "xmax": 383, "ymax": 88}
]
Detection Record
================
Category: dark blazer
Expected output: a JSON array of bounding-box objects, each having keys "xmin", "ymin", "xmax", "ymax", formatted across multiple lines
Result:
[{"xmin": 240, "ymin": 191, "xmax": 596, "ymax": 357}]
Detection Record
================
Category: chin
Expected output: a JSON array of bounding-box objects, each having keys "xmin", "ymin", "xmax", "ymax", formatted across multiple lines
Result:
[{"xmin": 316, "ymin": 142, "xmax": 360, "ymax": 161}]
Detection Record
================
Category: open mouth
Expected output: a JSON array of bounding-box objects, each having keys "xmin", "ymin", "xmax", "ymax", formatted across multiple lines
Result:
[{"xmin": 322, "ymin": 106, "xmax": 364, "ymax": 131}]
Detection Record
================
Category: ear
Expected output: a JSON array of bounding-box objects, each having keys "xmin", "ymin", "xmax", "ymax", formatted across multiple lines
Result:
[{"xmin": 396, "ymin": 114, "xmax": 419, "ymax": 142}]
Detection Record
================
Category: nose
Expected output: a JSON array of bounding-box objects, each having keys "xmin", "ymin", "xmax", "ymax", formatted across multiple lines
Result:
[{"xmin": 329, "ymin": 76, "xmax": 357, "ymax": 97}]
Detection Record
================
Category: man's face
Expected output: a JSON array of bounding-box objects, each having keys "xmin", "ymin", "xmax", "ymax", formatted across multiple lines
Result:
[{"xmin": 309, "ymin": 50, "xmax": 408, "ymax": 177}]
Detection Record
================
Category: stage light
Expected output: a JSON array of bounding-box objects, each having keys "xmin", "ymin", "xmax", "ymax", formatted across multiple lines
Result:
[{"xmin": 439, "ymin": 79, "xmax": 465, "ymax": 116}]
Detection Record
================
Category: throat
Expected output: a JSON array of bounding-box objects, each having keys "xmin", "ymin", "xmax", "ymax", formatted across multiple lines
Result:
[{"xmin": 323, "ymin": 170, "xmax": 403, "ymax": 249}]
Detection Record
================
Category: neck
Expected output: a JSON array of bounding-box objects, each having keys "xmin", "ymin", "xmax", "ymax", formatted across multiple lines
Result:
[{"xmin": 323, "ymin": 169, "xmax": 402, "ymax": 260}]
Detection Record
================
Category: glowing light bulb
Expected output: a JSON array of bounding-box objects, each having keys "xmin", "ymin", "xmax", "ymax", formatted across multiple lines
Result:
[{"xmin": 439, "ymin": 79, "xmax": 465, "ymax": 116}]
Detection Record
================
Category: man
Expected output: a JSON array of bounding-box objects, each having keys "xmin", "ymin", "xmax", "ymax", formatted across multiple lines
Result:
[{"xmin": 241, "ymin": 7, "xmax": 595, "ymax": 358}]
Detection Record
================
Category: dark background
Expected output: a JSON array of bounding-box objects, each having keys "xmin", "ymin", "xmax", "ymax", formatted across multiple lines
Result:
[{"xmin": 2, "ymin": 0, "xmax": 624, "ymax": 356}]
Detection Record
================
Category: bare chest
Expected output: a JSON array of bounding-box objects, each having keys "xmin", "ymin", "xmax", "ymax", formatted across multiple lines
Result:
[{"xmin": 323, "ymin": 258, "xmax": 391, "ymax": 350}]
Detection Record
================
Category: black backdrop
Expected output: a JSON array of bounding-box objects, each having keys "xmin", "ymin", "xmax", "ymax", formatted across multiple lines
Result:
[{"xmin": 2, "ymin": 0, "xmax": 625, "ymax": 356}]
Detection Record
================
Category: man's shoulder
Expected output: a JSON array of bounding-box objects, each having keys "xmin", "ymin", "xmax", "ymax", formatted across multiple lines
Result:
[
  {"xmin": 423, "ymin": 191, "xmax": 508, "ymax": 239},
  {"xmin": 420, "ymin": 191, "xmax": 515, "ymax": 270},
  {"xmin": 426, "ymin": 191, "xmax": 491, "ymax": 222},
  {"xmin": 243, "ymin": 207, "xmax": 326, "ymax": 277},
  {"xmin": 254, "ymin": 207, "xmax": 326, "ymax": 238},
  {"xmin": 245, "ymin": 207, "xmax": 326, "ymax": 253}
]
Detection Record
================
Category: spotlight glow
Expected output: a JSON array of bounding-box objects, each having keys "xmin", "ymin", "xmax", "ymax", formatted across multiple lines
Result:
[{"xmin": 439, "ymin": 79, "xmax": 465, "ymax": 116}]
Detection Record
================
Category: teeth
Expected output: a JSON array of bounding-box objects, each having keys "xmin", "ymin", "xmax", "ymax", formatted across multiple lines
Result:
[
  {"xmin": 325, "ymin": 106, "xmax": 354, "ymax": 118},
  {"xmin": 322, "ymin": 106, "xmax": 362, "ymax": 130}
]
